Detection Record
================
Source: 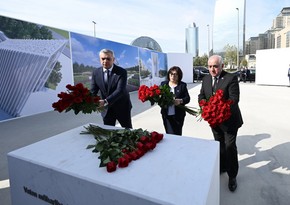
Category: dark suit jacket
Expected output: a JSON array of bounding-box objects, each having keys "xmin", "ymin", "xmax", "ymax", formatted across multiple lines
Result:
[
  {"xmin": 198, "ymin": 70, "xmax": 243, "ymax": 131},
  {"xmin": 91, "ymin": 64, "xmax": 132, "ymax": 118},
  {"xmin": 160, "ymin": 81, "xmax": 190, "ymax": 119}
]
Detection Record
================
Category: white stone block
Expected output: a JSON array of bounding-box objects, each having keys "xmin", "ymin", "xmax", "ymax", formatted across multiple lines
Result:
[{"xmin": 7, "ymin": 124, "xmax": 219, "ymax": 205}]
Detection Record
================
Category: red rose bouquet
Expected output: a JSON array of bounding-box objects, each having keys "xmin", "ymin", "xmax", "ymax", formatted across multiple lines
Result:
[
  {"xmin": 199, "ymin": 89, "xmax": 233, "ymax": 127},
  {"xmin": 82, "ymin": 124, "xmax": 164, "ymax": 173},
  {"xmin": 138, "ymin": 84, "xmax": 199, "ymax": 116},
  {"xmin": 52, "ymin": 83, "xmax": 103, "ymax": 114}
]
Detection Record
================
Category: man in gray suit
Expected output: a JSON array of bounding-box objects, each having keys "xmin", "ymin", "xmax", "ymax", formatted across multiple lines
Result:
[
  {"xmin": 198, "ymin": 55, "xmax": 243, "ymax": 192},
  {"xmin": 91, "ymin": 49, "xmax": 132, "ymax": 128}
]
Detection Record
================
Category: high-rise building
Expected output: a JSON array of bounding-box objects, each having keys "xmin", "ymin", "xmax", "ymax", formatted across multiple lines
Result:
[
  {"xmin": 273, "ymin": 8, "xmax": 290, "ymax": 49},
  {"xmin": 273, "ymin": 7, "xmax": 290, "ymax": 29},
  {"xmin": 246, "ymin": 7, "xmax": 290, "ymax": 54},
  {"xmin": 185, "ymin": 22, "xmax": 199, "ymax": 57}
]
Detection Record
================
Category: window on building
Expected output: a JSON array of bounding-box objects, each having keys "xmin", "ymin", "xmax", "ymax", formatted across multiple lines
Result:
[
  {"xmin": 276, "ymin": 35, "xmax": 281, "ymax": 48},
  {"xmin": 286, "ymin": 31, "xmax": 290, "ymax": 47}
]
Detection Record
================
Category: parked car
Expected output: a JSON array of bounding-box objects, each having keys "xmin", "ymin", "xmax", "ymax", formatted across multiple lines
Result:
[
  {"xmin": 193, "ymin": 66, "xmax": 209, "ymax": 81},
  {"xmin": 234, "ymin": 68, "xmax": 256, "ymax": 82}
]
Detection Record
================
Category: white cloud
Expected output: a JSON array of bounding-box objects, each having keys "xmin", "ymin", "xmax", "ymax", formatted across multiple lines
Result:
[{"xmin": 70, "ymin": 37, "xmax": 98, "ymax": 66}]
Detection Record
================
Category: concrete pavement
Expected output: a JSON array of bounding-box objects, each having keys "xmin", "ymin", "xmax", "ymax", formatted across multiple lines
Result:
[
  {"xmin": 132, "ymin": 83, "xmax": 290, "ymax": 205},
  {"xmin": 1, "ymin": 82, "xmax": 290, "ymax": 205}
]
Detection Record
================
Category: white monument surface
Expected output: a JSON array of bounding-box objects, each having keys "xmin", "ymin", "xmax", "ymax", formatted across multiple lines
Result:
[{"xmin": 7, "ymin": 124, "xmax": 219, "ymax": 205}]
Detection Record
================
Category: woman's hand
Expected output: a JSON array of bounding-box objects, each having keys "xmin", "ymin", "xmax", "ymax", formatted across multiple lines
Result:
[{"xmin": 174, "ymin": 99, "xmax": 183, "ymax": 105}]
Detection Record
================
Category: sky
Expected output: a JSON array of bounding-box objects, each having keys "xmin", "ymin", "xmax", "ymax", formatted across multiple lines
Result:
[
  {"xmin": 0, "ymin": 0, "xmax": 289, "ymax": 55},
  {"xmin": 213, "ymin": 0, "xmax": 290, "ymax": 52}
]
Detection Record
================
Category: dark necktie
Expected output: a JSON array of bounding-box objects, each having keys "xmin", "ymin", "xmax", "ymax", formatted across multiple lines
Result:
[
  {"xmin": 213, "ymin": 77, "xmax": 218, "ymax": 93},
  {"xmin": 104, "ymin": 70, "xmax": 109, "ymax": 89}
]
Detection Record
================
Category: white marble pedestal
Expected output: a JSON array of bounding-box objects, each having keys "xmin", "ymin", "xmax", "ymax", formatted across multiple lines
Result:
[{"xmin": 7, "ymin": 124, "xmax": 219, "ymax": 205}]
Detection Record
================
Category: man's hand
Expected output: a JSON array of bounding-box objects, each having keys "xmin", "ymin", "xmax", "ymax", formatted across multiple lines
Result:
[{"xmin": 99, "ymin": 100, "xmax": 106, "ymax": 107}]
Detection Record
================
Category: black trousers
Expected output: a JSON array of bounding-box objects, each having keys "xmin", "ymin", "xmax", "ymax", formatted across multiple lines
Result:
[
  {"xmin": 103, "ymin": 107, "xmax": 132, "ymax": 129},
  {"xmin": 211, "ymin": 126, "xmax": 239, "ymax": 178},
  {"xmin": 162, "ymin": 115, "xmax": 184, "ymax": 136}
]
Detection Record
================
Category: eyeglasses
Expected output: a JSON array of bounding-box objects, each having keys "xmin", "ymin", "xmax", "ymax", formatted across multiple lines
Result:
[
  {"xmin": 208, "ymin": 65, "xmax": 219, "ymax": 68},
  {"xmin": 170, "ymin": 72, "xmax": 178, "ymax": 76},
  {"xmin": 101, "ymin": 57, "xmax": 112, "ymax": 61}
]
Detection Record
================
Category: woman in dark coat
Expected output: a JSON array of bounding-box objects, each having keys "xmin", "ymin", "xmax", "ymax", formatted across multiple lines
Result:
[{"xmin": 160, "ymin": 66, "xmax": 190, "ymax": 135}]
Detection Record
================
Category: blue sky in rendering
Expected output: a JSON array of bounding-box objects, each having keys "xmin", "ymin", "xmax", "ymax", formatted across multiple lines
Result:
[
  {"xmin": 138, "ymin": 48, "xmax": 167, "ymax": 72},
  {"xmin": 71, "ymin": 32, "xmax": 139, "ymax": 69}
]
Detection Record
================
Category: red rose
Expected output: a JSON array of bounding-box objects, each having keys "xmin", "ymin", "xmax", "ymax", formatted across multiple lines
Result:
[
  {"xmin": 215, "ymin": 89, "xmax": 223, "ymax": 96},
  {"xmin": 129, "ymin": 151, "xmax": 138, "ymax": 160},
  {"xmin": 209, "ymin": 105, "xmax": 217, "ymax": 112},
  {"xmin": 150, "ymin": 131, "xmax": 164, "ymax": 143},
  {"xmin": 136, "ymin": 149, "xmax": 145, "ymax": 158},
  {"xmin": 118, "ymin": 157, "xmax": 129, "ymax": 168},
  {"xmin": 106, "ymin": 161, "xmax": 117, "ymax": 173},
  {"xmin": 158, "ymin": 133, "xmax": 164, "ymax": 142},
  {"xmin": 199, "ymin": 99, "xmax": 207, "ymax": 106},
  {"xmin": 74, "ymin": 97, "xmax": 82, "ymax": 103},
  {"xmin": 123, "ymin": 153, "xmax": 132, "ymax": 163},
  {"xmin": 155, "ymin": 89, "xmax": 161, "ymax": 95},
  {"xmin": 75, "ymin": 83, "xmax": 85, "ymax": 89},
  {"xmin": 85, "ymin": 96, "xmax": 93, "ymax": 103},
  {"xmin": 202, "ymin": 112, "xmax": 210, "ymax": 120},
  {"xmin": 93, "ymin": 96, "xmax": 101, "ymax": 103},
  {"xmin": 66, "ymin": 84, "xmax": 73, "ymax": 90},
  {"xmin": 57, "ymin": 92, "xmax": 66, "ymax": 98},
  {"xmin": 52, "ymin": 83, "xmax": 102, "ymax": 114},
  {"xmin": 139, "ymin": 136, "xmax": 149, "ymax": 143},
  {"xmin": 145, "ymin": 141, "xmax": 156, "ymax": 150},
  {"xmin": 122, "ymin": 149, "xmax": 129, "ymax": 153},
  {"xmin": 136, "ymin": 142, "xmax": 144, "ymax": 150},
  {"xmin": 148, "ymin": 90, "xmax": 154, "ymax": 97}
]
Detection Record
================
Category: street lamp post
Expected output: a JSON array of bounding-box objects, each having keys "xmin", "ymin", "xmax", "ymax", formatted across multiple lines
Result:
[
  {"xmin": 211, "ymin": 23, "xmax": 214, "ymax": 55},
  {"xmin": 243, "ymin": 0, "xmax": 246, "ymax": 58},
  {"xmin": 236, "ymin": 8, "xmax": 239, "ymax": 68},
  {"xmin": 92, "ymin": 21, "xmax": 96, "ymax": 37},
  {"xmin": 207, "ymin": 24, "xmax": 210, "ymax": 56}
]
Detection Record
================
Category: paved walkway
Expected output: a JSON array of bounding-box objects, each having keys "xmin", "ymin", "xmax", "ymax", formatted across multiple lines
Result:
[
  {"xmin": 1, "ymin": 83, "xmax": 290, "ymax": 205},
  {"xmin": 133, "ymin": 83, "xmax": 290, "ymax": 205}
]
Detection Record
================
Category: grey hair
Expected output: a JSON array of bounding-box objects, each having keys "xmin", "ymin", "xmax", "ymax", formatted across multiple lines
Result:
[
  {"xmin": 99, "ymin": 49, "xmax": 115, "ymax": 57},
  {"xmin": 209, "ymin": 55, "xmax": 223, "ymax": 66}
]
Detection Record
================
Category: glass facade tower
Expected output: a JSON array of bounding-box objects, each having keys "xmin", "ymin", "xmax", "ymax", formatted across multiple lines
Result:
[{"xmin": 185, "ymin": 22, "xmax": 199, "ymax": 57}]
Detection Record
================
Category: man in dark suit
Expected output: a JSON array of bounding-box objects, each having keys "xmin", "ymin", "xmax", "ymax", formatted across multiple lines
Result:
[
  {"xmin": 91, "ymin": 49, "xmax": 132, "ymax": 128},
  {"xmin": 198, "ymin": 55, "xmax": 243, "ymax": 192}
]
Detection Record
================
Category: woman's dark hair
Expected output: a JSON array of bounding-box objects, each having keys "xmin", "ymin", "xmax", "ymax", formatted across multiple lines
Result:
[{"xmin": 166, "ymin": 66, "xmax": 183, "ymax": 82}]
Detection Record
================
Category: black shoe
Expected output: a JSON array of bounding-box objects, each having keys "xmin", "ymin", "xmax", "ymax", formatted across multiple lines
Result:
[{"xmin": 228, "ymin": 177, "xmax": 237, "ymax": 192}]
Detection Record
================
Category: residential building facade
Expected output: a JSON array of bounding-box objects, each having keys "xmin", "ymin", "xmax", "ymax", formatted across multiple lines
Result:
[{"xmin": 246, "ymin": 7, "xmax": 290, "ymax": 55}]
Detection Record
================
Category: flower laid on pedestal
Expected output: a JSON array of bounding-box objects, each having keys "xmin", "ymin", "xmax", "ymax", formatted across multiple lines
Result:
[
  {"xmin": 199, "ymin": 89, "xmax": 233, "ymax": 128},
  {"xmin": 138, "ymin": 84, "xmax": 199, "ymax": 116},
  {"xmin": 82, "ymin": 124, "xmax": 164, "ymax": 173},
  {"xmin": 52, "ymin": 83, "xmax": 103, "ymax": 114}
]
